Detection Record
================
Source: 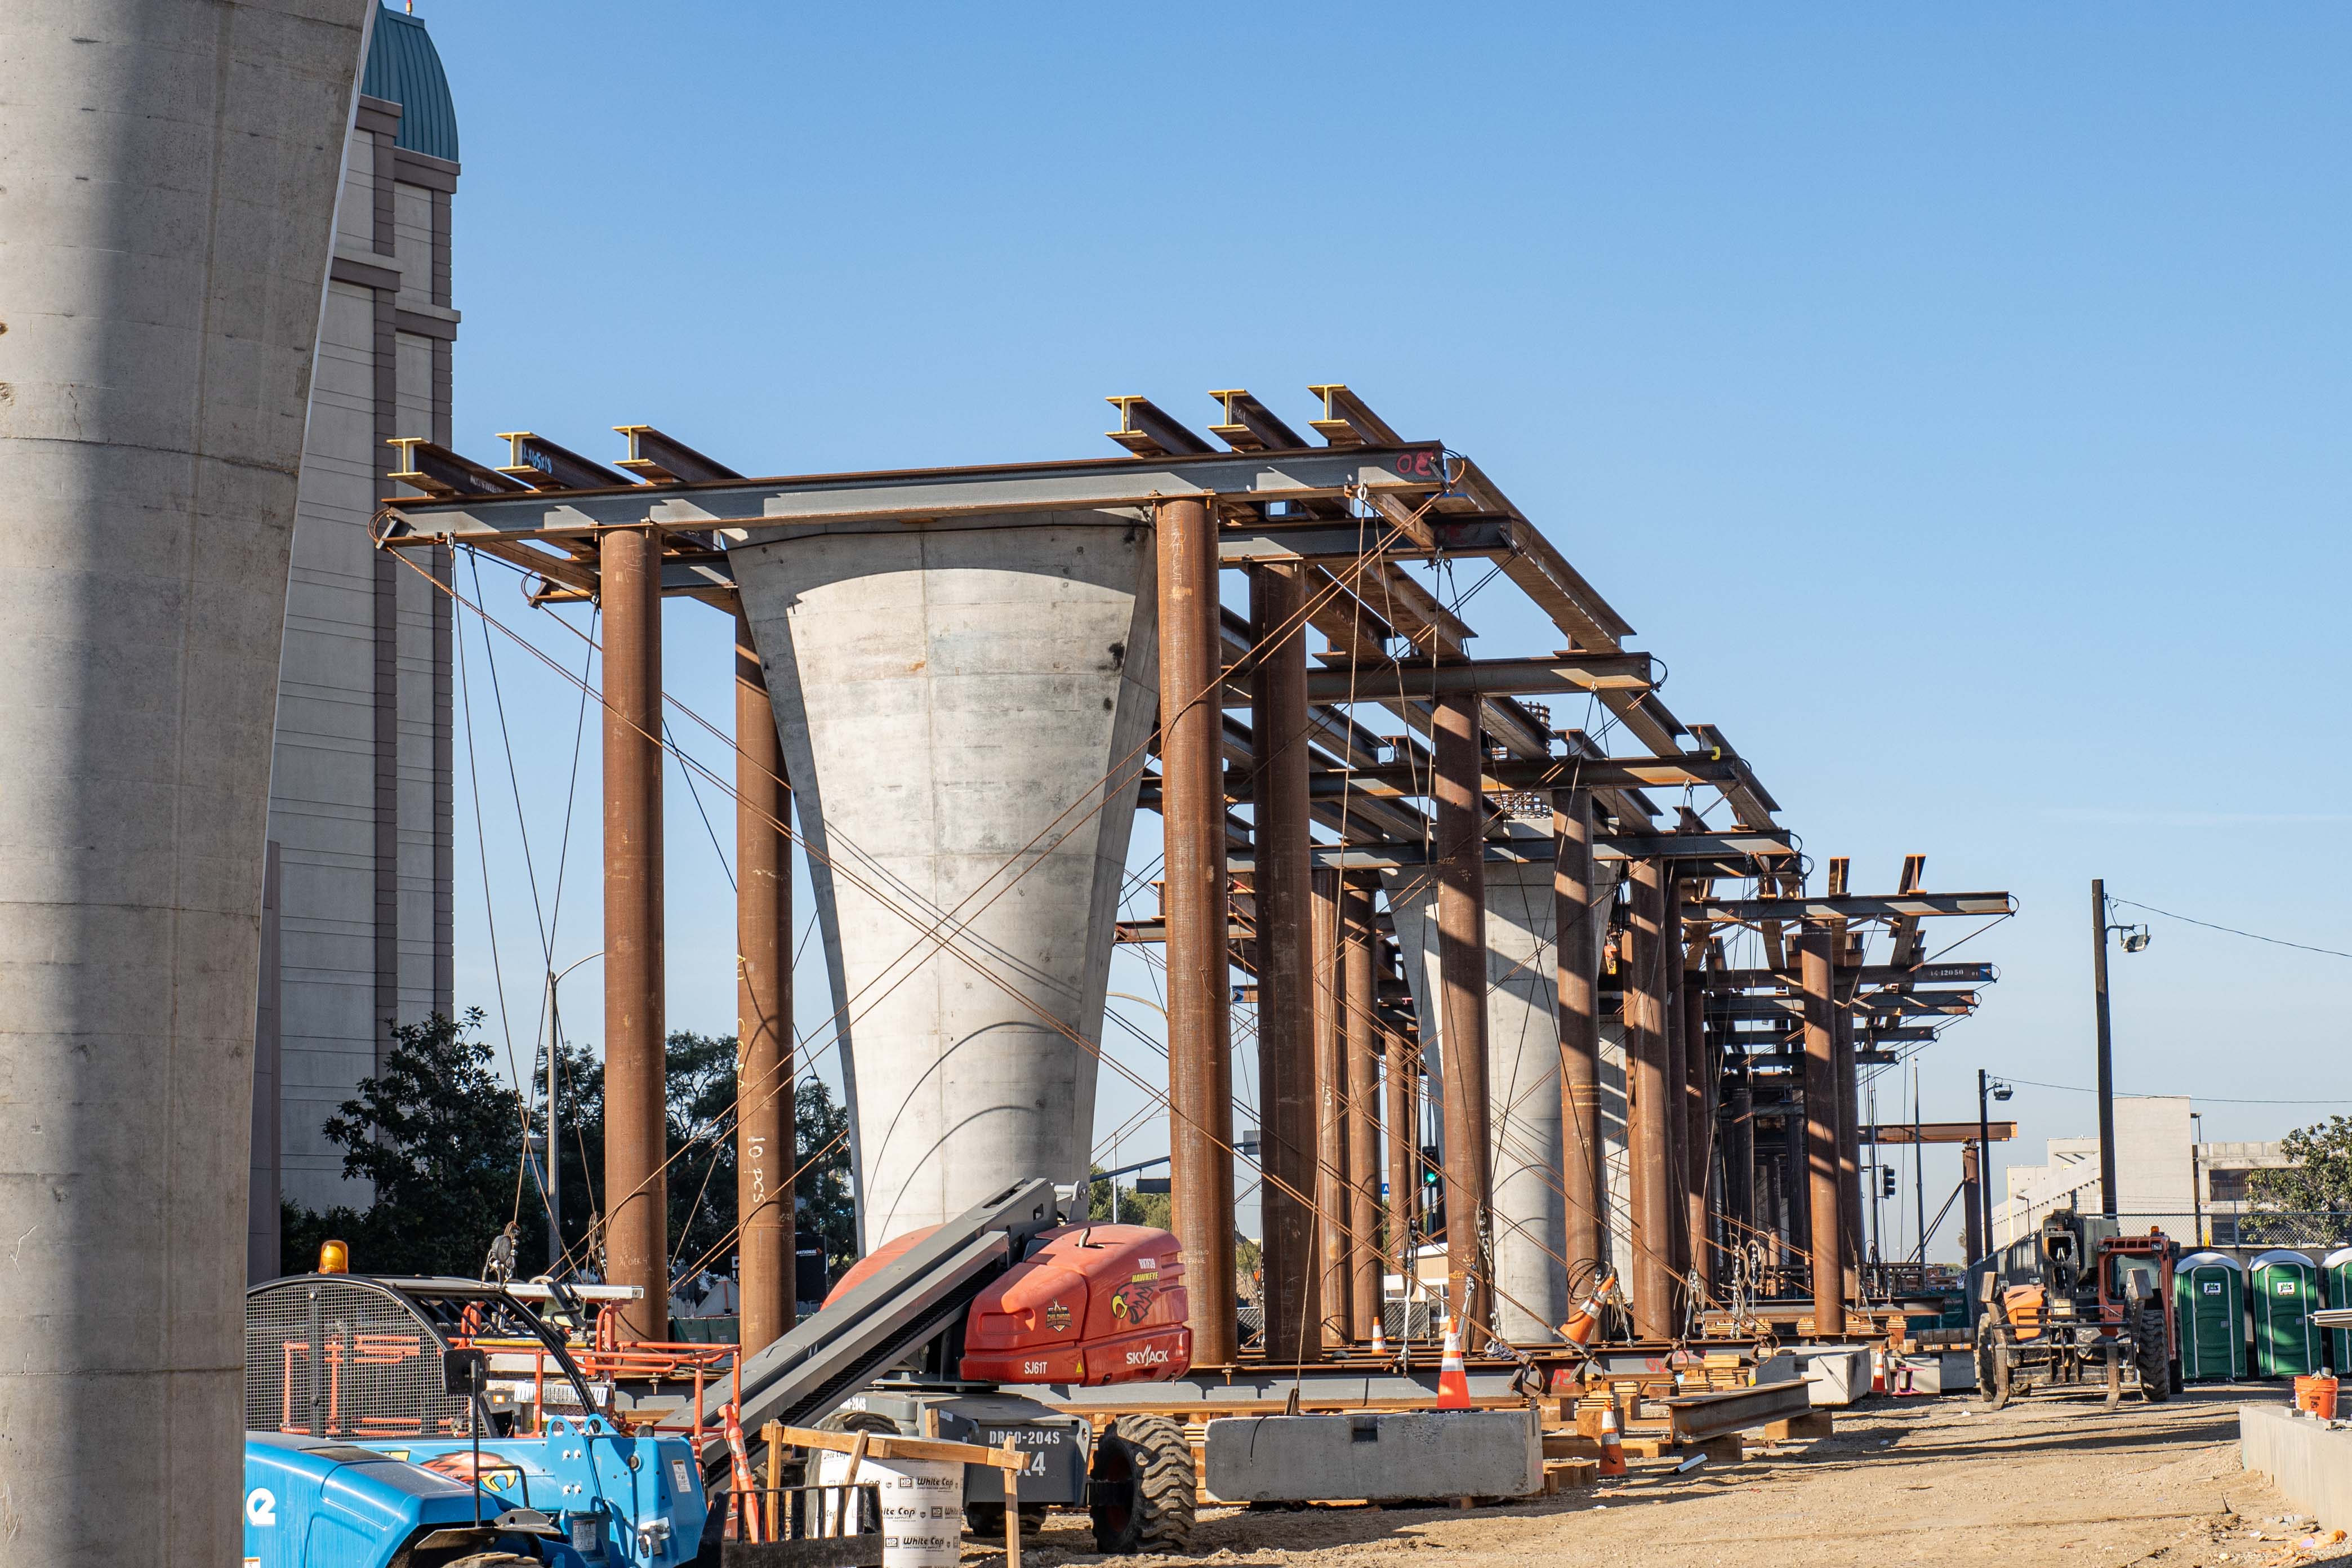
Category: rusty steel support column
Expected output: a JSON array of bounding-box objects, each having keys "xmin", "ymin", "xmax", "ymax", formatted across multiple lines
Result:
[
  {"xmin": 1660, "ymin": 877, "xmax": 1690, "ymax": 1286},
  {"xmin": 1250, "ymin": 563, "xmax": 1320, "ymax": 1364},
  {"xmin": 603, "ymin": 525, "xmax": 667, "ymax": 1342},
  {"xmin": 1624, "ymin": 858, "xmax": 1673, "ymax": 1338},
  {"xmin": 1156, "ymin": 497, "xmax": 1237, "ymax": 1366},
  {"xmin": 1432, "ymin": 692, "xmax": 1492, "ymax": 1335},
  {"xmin": 1386, "ymin": 1019, "xmax": 1419, "ymax": 1303},
  {"xmin": 1311, "ymin": 867, "xmax": 1350, "ymax": 1347},
  {"xmin": 1342, "ymin": 879, "xmax": 1383, "ymax": 1339},
  {"xmin": 1552, "ymin": 789, "xmax": 1606, "ymax": 1285},
  {"xmin": 1800, "ymin": 929, "xmax": 1845, "ymax": 1337},
  {"xmin": 734, "ymin": 611, "xmax": 794, "ymax": 1355},
  {"xmin": 1726, "ymin": 1052, "xmax": 1754, "ymax": 1242},
  {"xmin": 1682, "ymin": 960, "xmax": 1713, "ymax": 1298},
  {"xmin": 1961, "ymin": 1142, "xmax": 1984, "ymax": 1265},
  {"xmin": 1834, "ymin": 1006, "xmax": 1863, "ymax": 1302}
]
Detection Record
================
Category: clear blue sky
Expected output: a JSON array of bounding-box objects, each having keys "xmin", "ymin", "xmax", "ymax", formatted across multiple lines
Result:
[{"xmin": 422, "ymin": 4, "xmax": 2352, "ymax": 1260}]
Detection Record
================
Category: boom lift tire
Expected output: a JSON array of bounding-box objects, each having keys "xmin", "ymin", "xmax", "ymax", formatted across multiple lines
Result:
[
  {"xmin": 1088, "ymin": 1414, "xmax": 1196, "ymax": 1555},
  {"xmin": 2136, "ymin": 1302, "xmax": 2173, "ymax": 1403}
]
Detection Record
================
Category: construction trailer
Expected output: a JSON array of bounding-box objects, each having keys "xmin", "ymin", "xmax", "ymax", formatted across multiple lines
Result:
[{"xmin": 375, "ymin": 385, "xmax": 2009, "ymax": 1386}]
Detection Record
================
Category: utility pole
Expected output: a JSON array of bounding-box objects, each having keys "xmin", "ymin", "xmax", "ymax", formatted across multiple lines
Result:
[
  {"xmin": 2190, "ymin": 1111, "xmax": 2205, "ymax": 1247},
  {"xmin": 2091, "ymin": 878, "xmax": 2118, "ymax": 1218}
]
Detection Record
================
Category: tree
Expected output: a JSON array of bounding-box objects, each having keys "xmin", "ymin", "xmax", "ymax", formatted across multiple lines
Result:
[
  {"xmin": 2247, "ymin": 1116, "xmax": 2352, "ymax": 1242},
  {"xmin": 283, "ymin": 1009, "xmax": 524, "ymax": 1277},
  {"xmin": 281, "ymin": 1014, "xmax": 862, "ymax": 1295}
]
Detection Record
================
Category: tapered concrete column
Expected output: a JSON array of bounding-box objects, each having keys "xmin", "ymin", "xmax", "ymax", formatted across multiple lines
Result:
[
  {"xmin": 1250, "ymin": 563, "xmax": 1320, "ymax": 1363},
  {"xmin": 604, "ymin": 526, "xmax": 668, "ymax": 1342},
  {"xmin": 1311, "ymin": 867, "xmax": 1351, "ymax": 1348},
  {"xmin": 1431, "ymin": 693, "xmax": 1491, "ymax": 1334},
  {"xmin": 0, "ymin": 6, "xmax": 372, "ymax": 1558},
  {"xmin": 1387, "ymin": 853, "xmax": 1580, "ymax": 1342},
  {"xmin": 1553, "ymin": 791, "xmax": 1607, "ymax": 1286},
  {"xmin": 1151, "ymin": 499, "xmax": 1235, "ymax": 1365},
  {"xmin": 735, "ymin": 610, "xmax": 794, "ymax": 1354},
  {"xmin": 1624, "ymin": 859, "xmax": 1674, "ymax": 1338},
  {"xmin": 1800, "ymin": 930, "xmax": 1845, "ymax": 1336},
  {"xmin": 1342, "ymin": 880, "xmax": 1383, "ymax": 1339},
  {"xmin": 732, "ymin": 510, "xmax": 1160, "ymax": 1253}
]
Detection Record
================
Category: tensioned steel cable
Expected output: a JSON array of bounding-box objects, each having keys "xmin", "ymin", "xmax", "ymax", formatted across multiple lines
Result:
[{"xmin": 399, "ymin": 511, "xmax": 1482, "ymax": 1297}]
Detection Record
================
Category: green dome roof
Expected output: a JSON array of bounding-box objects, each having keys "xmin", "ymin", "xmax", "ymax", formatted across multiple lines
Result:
[{"xmin": 362, "ymin": 5, "xmax": 457, "ymax": 164}]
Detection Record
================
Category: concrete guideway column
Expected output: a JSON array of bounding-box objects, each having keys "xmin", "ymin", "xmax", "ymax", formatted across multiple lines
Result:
[
  {"xmin": 1431, "ymin": 694, "xmax": 1493, "ymax": 1337},
  {"xmin": 732, "ymin": 510, "xmax": 1159, "ymax": 1250},
  {"xmin": 1154, "ymin": 498, "xmax": 1237, "ymax": 1365},
  {"xmin": 735, "ymin": 610, "xmax": 794, "ymax": 1354},
  {"xmin": 1342, "ymin": 879, "xmax": 1383, "ymax": 1340},
  {"xmin": 604, "ymin": 526, "xmax": 668, "ymax": 1342},
  {"xmin": 1801, "ymin": 929, "xmax": 1846, "ymax": 1337},
  {"xmin": 1251, "ymin": 563, "xmax": 1321, "ymax": 1364},
  {"xmin": 1623, "ymin": 858, "xmax": 1674, "ymax": 1338},
  {"xmin": 0, "ymin": 3, "xmax": 375, "ymax": 1559},
  {"xmin": 1311, "ymin": 867, "xmax": 1351, "ymax": 1348},
  {"xmin": 1552, "ymin": 790, "xmax": 1608, "ymax": 1288}
]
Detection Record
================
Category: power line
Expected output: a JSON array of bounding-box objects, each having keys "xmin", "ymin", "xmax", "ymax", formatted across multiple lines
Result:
[
  {"xmin": 2001, "ymin": 1074, "xmax": 2352, "ymax": 1108},
  {"xmin": 2111, "ymin": 897, "xmax": 2352, "ymax": 963}
]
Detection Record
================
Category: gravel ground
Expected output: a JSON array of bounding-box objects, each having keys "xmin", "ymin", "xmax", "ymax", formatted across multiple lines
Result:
[{"xmin": 994, "ymin": 1384, "xmax": 2345, "ymax": 1568}]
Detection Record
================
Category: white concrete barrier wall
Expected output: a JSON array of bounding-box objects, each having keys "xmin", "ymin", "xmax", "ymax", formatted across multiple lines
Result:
[
  {"xmin": 2241, "ymin": 1404, "xmax": 2352, "ymax": 1532},
  {"xmin": 0, "ymin": 2, "xmax": 373, "ymax": 1560},
  {"xmin": 733, "ymin": 514, "xmax": 1158, "ymax": 1246},
  {"xmin": 1204, "ymin": 1409, "xmax": 1543, "ymax": 1502}
]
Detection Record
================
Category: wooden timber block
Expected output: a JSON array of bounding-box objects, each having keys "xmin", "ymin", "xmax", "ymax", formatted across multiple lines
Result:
[
  {"xmin": 1543, "ymin": 1459, "xmax": 1599, "ymax": 1494},
  {"xmin": 1762, "ymin": 1411, "xmax": 1834, "ymax": 1441},
  {"xmin": 1542, "ymin": 1433, "xmax": 1601, "ymax": 1460},
  {"xmin": 1695, "ymin": 1436, "xmax": 1744, "ymax": 1465},
  {"xmin": 1619, "ymin": 1437, "xmax": 1669, "ymax": 1460}
]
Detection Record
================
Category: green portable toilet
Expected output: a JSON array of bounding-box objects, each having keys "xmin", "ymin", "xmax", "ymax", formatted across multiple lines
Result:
[
  {"xmin": 2174, "ymin": 1250, "xmax": 2247, "ymax": 1382},
  {"xmin": 2323, "ymin": 1247, "xmax": 2352, "ymax": 1372},
  {"xmin": 2251, "ymin": 1249, "xmax": 2323, "ymax": 1378}
]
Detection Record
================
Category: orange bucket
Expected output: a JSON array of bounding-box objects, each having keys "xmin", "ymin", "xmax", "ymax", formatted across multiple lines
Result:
[{"xmin": 2295, "ymin": 1375, "xmax": 2339, "ymax": 1418}]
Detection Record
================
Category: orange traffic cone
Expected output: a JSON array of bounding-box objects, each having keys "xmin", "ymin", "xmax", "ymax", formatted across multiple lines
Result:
[
  {"xmin": 1870, "ymin": 1349, "xmax": 1887, "ymax": 1395},
  {"xmin": 1596, "ymin": 1404, "xmax": 1628, "ymax": 1477},
  {"xmin": 1371, "ymin": 1311, "xmax": 1387, "ymax": 1355},
  {"xmin": 1561, "ymin": 1272, "xmax": 1615, "ymax": 1347},
  {"xmin": 1436, "ymin": 1315, "xmax": 1472, "ymax": 1409}
]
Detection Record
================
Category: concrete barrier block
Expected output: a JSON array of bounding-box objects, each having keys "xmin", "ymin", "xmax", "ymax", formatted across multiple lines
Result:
[
  {"xmin": 1204, "ymin": 1409, "xmax": 1543, "ymax": 1503},
  {"xmin": 1790, "ymin": 1346, "xmax": 1873, "ymax": 1406},
  {"xmin": 2240, "ymin": 1404, "xmax": 2352, "ymax": 1532}
]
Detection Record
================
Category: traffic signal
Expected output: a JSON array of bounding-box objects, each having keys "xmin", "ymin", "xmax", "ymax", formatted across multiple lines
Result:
[{"xmin": 1881, "ymin": 1166, "xmax": 1898, "ymax": 1198}]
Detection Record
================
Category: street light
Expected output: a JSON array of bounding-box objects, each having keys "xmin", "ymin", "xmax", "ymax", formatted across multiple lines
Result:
[
  {"xmin": 2091, "ymin": 879, "xmax": 2153, "ymax": 1219},
  {"xmin": 1978, "ymin": 1070, "xmax": 2012, "ymax": 1255},
  {"xmin": 540, "ymin": 951, "xmax": 602, "ymax": 1275}
]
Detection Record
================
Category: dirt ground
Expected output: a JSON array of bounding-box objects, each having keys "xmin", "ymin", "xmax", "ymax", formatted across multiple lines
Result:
[{"xmin": 1004, "ymin": 1384, "xmax": 2344, "ymax": 1568}]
